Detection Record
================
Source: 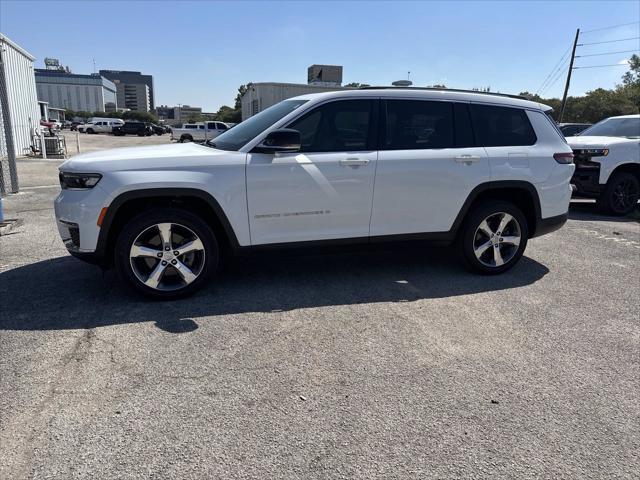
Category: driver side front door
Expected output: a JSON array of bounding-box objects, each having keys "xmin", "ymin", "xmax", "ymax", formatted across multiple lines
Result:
[{"xmin": 246, "ymin": 99, "xmax": 379, "ymax": 245}]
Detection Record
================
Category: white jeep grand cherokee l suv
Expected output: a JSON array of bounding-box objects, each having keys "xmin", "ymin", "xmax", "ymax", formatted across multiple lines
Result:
[
  {"xmin": 566, "ymin": 114, "xmax": 639, "ymax": 215},
  {"xmin": 55, "ymin": 88, "xmax": 574, "ymax": 298}
]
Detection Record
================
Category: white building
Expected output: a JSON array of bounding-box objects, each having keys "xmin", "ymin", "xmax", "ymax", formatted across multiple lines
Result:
[
  {"xmin": 35, "ymin": 69, "xmax": 117, "ymax": 112},
  {"xmin": 0, "ymin": 33, "xmax": 41, "ymax": 161},
  {"xmin": 240, "ymin": 82, "xmax": 351, "ymax": 121}
]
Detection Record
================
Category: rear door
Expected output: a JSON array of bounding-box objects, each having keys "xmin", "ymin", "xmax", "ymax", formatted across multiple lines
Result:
[
  {"xmin": 246, "ymin": 99, "xmax": 379, "ymax": 245},
  {"xmin": 370, "ymin": 99, "xmax": 489, "ymax": 236},
  {"xmin": 470, "ymin": 104, "xmax": 546, "ymax": 183}
]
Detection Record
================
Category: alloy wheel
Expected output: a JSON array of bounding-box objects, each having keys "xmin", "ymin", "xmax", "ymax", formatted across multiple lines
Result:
[
  {"xmin": 611, "ymin": 178, "xmax": 639, "ymax": 214},
  {"xmin": 129, "ymin": 223, "xmax": 206, "ymax": 291},
  {"xmin": 473, "ymin": 212, "xmax": 522, "ymax": 268}
]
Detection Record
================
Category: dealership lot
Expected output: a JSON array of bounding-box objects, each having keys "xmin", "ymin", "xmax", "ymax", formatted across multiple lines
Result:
[{"xmin": 1, "ymin": 151, "xmax": 639, "ymax": 478}]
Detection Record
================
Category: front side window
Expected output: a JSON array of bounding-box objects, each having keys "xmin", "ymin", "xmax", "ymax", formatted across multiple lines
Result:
[
  {"xmin": 286, "ymin": 100, "xmax": 375, "ymax": 152},
  {"xmin": 210, "ymin": 99, "xmax": 308, "ymax": 151},
  {"xmin": 580, "ymin": 117, "xmax": 640, "ymax": 138},
  {"xmin": 470, "ymin": 104, "xmax": 537, "ymax": 147},
  {"xmin": 384, "ymin": 100, "xmax": 455, "ymax": 150}
]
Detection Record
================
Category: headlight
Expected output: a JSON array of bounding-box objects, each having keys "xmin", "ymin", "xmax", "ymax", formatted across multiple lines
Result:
[{"xmin": 59, "ymin": 172, "xmax": 102, "ymax": 190}]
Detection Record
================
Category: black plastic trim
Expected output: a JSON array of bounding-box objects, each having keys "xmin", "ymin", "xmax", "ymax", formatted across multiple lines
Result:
[
  {"xmin": 71, "ymin": 182, "xmax": 550, "ymax": 266},
  {"xmin": 532, "ymin": 213, "xmax": 567, "ymax": 238},
  {"xmin": 93, "ymin": 188, "xmax": 240, "ymax": 265}
]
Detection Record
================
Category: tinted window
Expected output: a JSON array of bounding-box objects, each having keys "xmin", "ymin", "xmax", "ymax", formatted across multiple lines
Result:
[
  {"xmin": 217, "ymin": 123, "xmax": 228, "ymax": 130},
  {"xmin": 580, "ymin": 117, "xmax": 640, "ymax": 138},
  {"xmin": 287, "ymin": 100, "xmax": 374, "ymax": 152},
  {"xmin": 384, "ymin": 100, "xmax": 454, "ymax": 150},
  {"xmin": 470, "ymin": 105, "xmax": 537, "ymax": 147}
]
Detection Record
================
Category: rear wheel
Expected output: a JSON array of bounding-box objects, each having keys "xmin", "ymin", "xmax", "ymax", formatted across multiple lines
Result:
[
  {"xmin": 115, "ymin": 208, "xmax": 218, "ymax": 299},
  {"xmin": 86, "ymin": 128, "xmax": 94, "ymax": 134},
  {"xmin": 597, "ymin": 172, "xmax": 639, "ymax": 216},
  {"xmin": 460, "ymin": 201, "xmax": 528, "ymax": 274},
  {"xmin": 180, "ymin": 135, "xmax": 193, "ymax": 143}
]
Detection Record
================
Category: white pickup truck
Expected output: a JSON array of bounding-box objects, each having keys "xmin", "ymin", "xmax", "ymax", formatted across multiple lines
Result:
[{"xmin": 170, "ymin": 121, "xmax": 231, "ymax": 143}]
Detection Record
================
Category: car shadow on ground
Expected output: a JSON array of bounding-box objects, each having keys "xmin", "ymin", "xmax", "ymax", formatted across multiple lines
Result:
[
  {"xmin": 0, "ymin": 247, "xmax": 549, "ymax": 333},
  {"xmin": 568, "ymin": 199, "xmax": 640, "ymax": 223}
]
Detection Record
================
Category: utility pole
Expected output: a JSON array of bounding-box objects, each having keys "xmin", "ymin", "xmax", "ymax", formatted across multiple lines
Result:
[{"xmin": 559, "ymin": 28, "xmax": 580, "ymax": 123}]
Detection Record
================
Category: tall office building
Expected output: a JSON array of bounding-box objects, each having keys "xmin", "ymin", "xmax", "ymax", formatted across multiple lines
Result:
[{"xmin": 99, "ymin": 70, "xmax": 154, "ymax": 111}]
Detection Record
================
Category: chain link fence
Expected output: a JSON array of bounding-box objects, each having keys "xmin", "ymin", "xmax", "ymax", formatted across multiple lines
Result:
[{"xmin": 0, "ymin": 63, "xmax": 19, "ymax": 197}]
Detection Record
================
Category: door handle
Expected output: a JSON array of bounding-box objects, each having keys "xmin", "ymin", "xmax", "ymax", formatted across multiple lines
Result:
[
  {"xmin": 340, "ymin": 158, "xmax": 370, "ymax": 166},
  {"xmin": 455, "ymin": 154, "xmax": 481, "ymax": 164}
]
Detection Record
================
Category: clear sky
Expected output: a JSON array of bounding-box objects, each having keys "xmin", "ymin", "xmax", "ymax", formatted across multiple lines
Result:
[{"xmin": 1, "ymin": 0, "xmax": 638, "ymax": 111}]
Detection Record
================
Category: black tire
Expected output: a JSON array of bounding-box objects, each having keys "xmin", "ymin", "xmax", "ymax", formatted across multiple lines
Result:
[
  {"xmin": 115, "ymin": 208, "xmax": 219, "ymax": 299},
  {"xmin": 86, "ymin": 128, "xmax": 94, "ymax": 134},
  {"xmin": 180, "ymin": 135, "xmax": 192, "ymax": 143},
  {"xmin": 459, "ymin": 201, "xmax": 529, "ymax": 275},
  {"xmin": 137, "ymin": 130, "xmax": 145, "ymax": 137},
  {"xmin": 597, "ymin": 172, "xmax": 639, "ymax": 216}
]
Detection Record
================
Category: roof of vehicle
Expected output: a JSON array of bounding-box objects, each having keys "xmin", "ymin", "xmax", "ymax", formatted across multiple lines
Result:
[
  {"xmin": 559, "ymin": 122, "xmax": 591, "ymax": 126},
  {"xmin": 602, "ymin": 114, "xmax": 640, "ymax": 119},
  {"xmin": 290, "ymin": 87, "xmax": 551, "ymax": 111}
]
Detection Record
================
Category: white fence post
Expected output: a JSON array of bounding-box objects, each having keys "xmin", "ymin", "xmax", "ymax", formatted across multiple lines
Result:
[
  {"xmin": 40, "ymin": 131, "xmax": 47, "ymax": 159},
  {"xmin": 76, "ymin": 131, "xmax": 80, "ymax": 153}
]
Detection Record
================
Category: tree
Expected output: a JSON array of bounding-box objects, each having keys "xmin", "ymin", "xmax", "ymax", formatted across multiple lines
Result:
[{"xmin": 621, "ymin": 54, "xmax": 640, "ymax": 88}]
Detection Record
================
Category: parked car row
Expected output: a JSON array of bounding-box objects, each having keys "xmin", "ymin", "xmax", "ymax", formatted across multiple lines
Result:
[{"xmin": 69, "ymin": 117, "xmax": 171, "ymax": 136}]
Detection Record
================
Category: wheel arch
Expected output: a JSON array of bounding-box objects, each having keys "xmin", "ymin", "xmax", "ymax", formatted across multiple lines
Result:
[
  {"xmin": 97, "ymin": 188, "xmax": 240, "ymax": 266},
  {"xmin": 452, "ymin": 181, "xmax": 542, "ymax": 239},
  {"xmin": 609, "ymin": 162, "xmax": 640, "ymax": 182}
]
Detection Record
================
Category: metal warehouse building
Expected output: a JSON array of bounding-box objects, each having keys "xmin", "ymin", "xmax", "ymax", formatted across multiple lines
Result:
[
  {"xmin": 240, "ymin": 82, "xmax": 351, "ymax": 121},
  {"xmin": 0, "ymin": 33, "xmax": 41, "ymax": 194}
]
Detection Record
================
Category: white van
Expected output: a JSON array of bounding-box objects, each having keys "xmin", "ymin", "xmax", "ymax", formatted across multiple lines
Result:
[{"xmin": 78, "ymin": 118, "xmax": 125, "ymax": 134}]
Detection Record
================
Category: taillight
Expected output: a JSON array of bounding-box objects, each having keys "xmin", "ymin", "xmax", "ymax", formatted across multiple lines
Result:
[{"xmin": 553, "ymin": 152, "xmax": 574, "ymax": 164}]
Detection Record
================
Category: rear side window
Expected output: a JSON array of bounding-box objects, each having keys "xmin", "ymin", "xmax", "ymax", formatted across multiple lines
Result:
[
  {"xmin": 287, "ymin": 100, "xmax": 375, "ymax": 152},
  {"xmin": 470, "ymin": 105, "xmax": 537, "ymax": 147},
  {"xmin": 384, "ymin": 100, "xmax": 454, "ymax": 150}
]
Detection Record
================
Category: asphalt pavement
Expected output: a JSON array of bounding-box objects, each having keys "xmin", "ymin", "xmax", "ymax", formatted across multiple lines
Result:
[{"xmin": 0, "ymin": 158, "xmax": 638, "ymax": 479}]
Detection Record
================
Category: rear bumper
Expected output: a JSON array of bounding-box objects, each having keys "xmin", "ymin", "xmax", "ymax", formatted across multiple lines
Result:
[{"xmin": 532, "ymin": 213, "xmax": 567, "ymax": 238}]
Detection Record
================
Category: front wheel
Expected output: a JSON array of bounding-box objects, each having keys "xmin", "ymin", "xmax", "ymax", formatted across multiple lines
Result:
[
  {"xmin": 460, "ymin": 201, "xmax": 529, "ymax": 274},
  {"xmin": 115, "ymin": 208, "xmax": 219, "ymax": 299},
  {"xmin": 598, "ymin": 172, "xmax": 639, "ymax": 216}
]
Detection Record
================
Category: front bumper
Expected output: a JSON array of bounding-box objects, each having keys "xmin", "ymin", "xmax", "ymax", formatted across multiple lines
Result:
[
  {"xmin": 54, "ymin": 185, "xmax": 108, "ymax": 257},
  {"xmin": 570, "ymin": 152, "xmax": 604, "ymax": 197}
]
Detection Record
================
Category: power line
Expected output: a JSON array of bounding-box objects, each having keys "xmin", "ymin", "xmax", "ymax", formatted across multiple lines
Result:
[
  {"xmin": 539, "ymin": 63, "xmax": 569, "ymax": 97},
  {"xmin": 581, "ymin": 21, "xmax": 640, "ymax": 34},
  {"xmin": 573, "ymin": 63, "xmax": 629, "ymax": 69},
  {"xmin": 536, "ymin": 47, "xmax": 571, "ymax": 94},
  {"xmin": 578, "ymin": 36, "xmax": 640, "ymax": 46},
  {"xmin": 576, "ymin": 49, "xmax": 639, "ymax": 57}
]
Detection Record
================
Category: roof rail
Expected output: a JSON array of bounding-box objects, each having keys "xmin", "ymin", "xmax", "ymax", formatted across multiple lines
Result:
[{"xmin": 358, "ymin": 86, "xmax": 527, "ymax": 100}]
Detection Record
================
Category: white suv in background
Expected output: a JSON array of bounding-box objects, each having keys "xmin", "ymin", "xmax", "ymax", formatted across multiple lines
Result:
[
  {"xmin": 567, "ymin": 114, "xmax": 639, "ymax": 215},
  {"xmin": 54, "ymin": 88, "xmax": 574, "ymax": 298}
]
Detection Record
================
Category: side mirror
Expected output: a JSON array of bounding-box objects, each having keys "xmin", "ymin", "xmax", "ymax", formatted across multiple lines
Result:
[{"xmin": 253, "ymin": 128, "xmax": 301, "ymax": 153}]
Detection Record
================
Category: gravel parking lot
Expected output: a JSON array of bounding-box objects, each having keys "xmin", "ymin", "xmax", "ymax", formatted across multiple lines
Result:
[
  {"xmin": 60, "ymin": 129, "xmax": 172, "ymax": 154},
  {"xmin": 0, "ymin": 153, "xmax": 638, "ymax": 478}
]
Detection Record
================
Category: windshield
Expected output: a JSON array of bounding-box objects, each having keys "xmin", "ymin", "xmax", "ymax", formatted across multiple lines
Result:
[
  {"xmin": 580, "ymin": 117, "xmax": 640, "ymax": 138},
  {"xmin": 208, "ymin": 99, "xmax": 308, "ymax": 151}
]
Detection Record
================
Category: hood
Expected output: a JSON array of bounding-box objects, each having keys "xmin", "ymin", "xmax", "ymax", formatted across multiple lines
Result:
[
  {"xmin": 59, "ymin": 143, "xmax": 242, "ymax": 173},
  {"xmin": 566, "ymin": 135, "xmax": 638, "ymax": 148}
]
